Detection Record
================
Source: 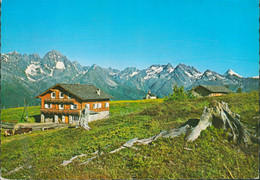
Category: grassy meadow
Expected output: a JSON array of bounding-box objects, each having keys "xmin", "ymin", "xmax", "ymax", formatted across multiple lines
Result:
[
  {"xmin": 1, "ymin": 106, "xmax": 41, "ymax": 124},
  {"xmin": 1, "ymin": 92, "xmax": 259, "ymax": 179}
]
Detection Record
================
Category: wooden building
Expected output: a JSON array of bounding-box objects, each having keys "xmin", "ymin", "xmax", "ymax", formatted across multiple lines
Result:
[
  {"xmin": 145, "ymin": 90, "xmax": 157, "ymax": 99},
  {"xmin": 34, "ymin": 84, "xmax": 113, "ymax": 124},
  {"xmin": 192, "ymin": 85, "xmax": 233, "ymax": 97}
]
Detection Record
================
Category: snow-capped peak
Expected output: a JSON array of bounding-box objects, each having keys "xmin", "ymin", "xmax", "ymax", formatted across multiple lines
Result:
[
  {"xmin": 144, "ymin": 65, "xmax": 164, "ymax": 80},
  {"xmin": 224, "ymin": 69, "xmax": 242, "ymax": 78}
]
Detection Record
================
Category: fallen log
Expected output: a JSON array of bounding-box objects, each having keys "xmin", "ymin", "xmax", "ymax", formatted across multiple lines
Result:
[{"xmin": 14, "ymin": 128, "xmax": 32, "ymax": 135}]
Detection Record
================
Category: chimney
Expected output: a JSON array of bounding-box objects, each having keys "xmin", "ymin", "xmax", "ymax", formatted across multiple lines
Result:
[{"xmin": 97, "ymin": 89, "xmax": 101, "ymax": 96}]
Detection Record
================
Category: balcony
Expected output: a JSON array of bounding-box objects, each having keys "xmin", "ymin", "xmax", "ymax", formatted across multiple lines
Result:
[
  {"xmin": 44, "ymin": 98, "xmax": 74, "ymax": 104},
  {"xmin": 40, "ymin": 108, "xmax": 80, "ymax": 115}
]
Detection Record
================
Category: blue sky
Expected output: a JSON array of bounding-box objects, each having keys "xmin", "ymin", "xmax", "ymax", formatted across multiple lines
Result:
[{"xmin": 2, "ymin": 0, "xmax": 259, "ymax": 77}]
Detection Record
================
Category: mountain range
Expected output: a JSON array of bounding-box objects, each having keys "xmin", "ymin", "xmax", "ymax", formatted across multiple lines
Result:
[{"xmin": 1, "ymin": 50, "xmax": 258, "ymax": 108}]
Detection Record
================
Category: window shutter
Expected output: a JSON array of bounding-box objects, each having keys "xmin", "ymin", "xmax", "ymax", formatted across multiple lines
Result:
[
  {"xmin": 45, "ymin": 104, "xmax": 48, "ymax": 108},
  {"xmin": 50, "ymin": 104, "xmax": 52, "ymax": 108},
  {"xmin": 98, "ymin": 103, "xmax": 101, "ymax": 108},
  {"xmin": 70, "ymin": 104, "xmax": 74, "ymax": 109}
]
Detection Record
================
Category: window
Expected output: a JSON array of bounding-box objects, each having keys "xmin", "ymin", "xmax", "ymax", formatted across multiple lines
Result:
[
  {"xmin": 71, "ymin": 104, "xmax": 77, "ymax": 109},
  {"xmin": 59, "ymin": 104, "xmax": 64, "ymax": 109},
  {"xmin": 72, "ymin": 115, "xmax": 79, "ymax": 121},
  {"xmin": 51, "ymin": 92, "xmax": 56, "ymax": 98},
  {"xmin": 93, "ymin": 103, "xmax": 97, "ymax": 109},
  {"xmin": 60, "ymin": 92, "xmax": 64, "ymax": 98},
  {"xmin": 85, "ymin": 104, "xmax": 90, "ymax": 109},
  {"xmin": 45, "ymin": 103, "xmax": 52, "ymax": 109},
  {"xmin": 98, "ymin": 103, "xmax": 102, "ymax": 109},
  {"xmin": 105, "ymin": 102, "xmax": 109, "ymax": 108}
]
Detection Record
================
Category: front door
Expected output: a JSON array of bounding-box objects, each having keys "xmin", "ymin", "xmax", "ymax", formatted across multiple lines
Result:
[{"xmin": 65, "ymin": 116, "xmax": 69, "ymax": 124}]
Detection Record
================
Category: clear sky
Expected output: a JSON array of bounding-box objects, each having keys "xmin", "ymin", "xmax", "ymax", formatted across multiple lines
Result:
[{"xmin": 2, "ymin": 0, "xmax": 259, "ymax": 77}]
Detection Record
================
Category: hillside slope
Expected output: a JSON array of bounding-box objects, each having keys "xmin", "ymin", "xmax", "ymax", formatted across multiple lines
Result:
[{"xmin": 1, "ymin": 92, "xmax": 258, "ymax": 179}]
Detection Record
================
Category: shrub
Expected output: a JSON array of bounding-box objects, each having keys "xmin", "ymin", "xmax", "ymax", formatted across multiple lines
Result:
[
  {"xmin": 236, "ymin": 87, "xmax": 242, "ymax": 93},
  {"xmin": 164, "ymin": 85, "xmax": 195, "ymax": 102}
]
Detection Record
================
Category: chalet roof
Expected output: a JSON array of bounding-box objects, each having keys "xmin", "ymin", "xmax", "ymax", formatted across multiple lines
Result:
[
  {"xmin": 35, "ymin": 84, "xmax": 114, "ymax": 100},
  {"xmin": 195, "ymin": 85, "xmax": 233, "ymax": 93}
]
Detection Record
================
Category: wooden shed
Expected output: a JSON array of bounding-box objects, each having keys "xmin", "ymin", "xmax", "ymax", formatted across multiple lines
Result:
[{"xmin": 192, "ymin": 85, "xmax": 233, "ymax": 97}]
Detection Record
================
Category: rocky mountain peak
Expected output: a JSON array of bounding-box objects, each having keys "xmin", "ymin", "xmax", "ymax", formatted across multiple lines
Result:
[
  {"xmin": 89, "ymin": 64, "xmax": 99, "ymax": 70},
  {"xmin": 43, "ymin": 50, "xmax": 64, "ymax": 60},
  {"xmin": 29, "ymin": 53, "xmax": 40, "ymax": 59},
  {"xmin": 175, "ymin": 63, "xmax": 188, "ymax": 69},
  {"xmin": 10, "ymin": 51, "xmax": 20, "ymax": 55}
]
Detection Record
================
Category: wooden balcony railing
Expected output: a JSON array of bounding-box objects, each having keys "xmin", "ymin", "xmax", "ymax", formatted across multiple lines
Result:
[
  {"xmin": 40, "ymin": 108, "xmax": 80, "ymax": 115},
  {"xmin": 44, "ymin": 98, "xmax": 74, "ymax": 104}
]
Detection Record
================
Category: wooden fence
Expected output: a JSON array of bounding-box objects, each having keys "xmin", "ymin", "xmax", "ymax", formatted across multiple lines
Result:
[{"xmin": 1, "ymin": 122, "xmax": 15, "ymax": 129}]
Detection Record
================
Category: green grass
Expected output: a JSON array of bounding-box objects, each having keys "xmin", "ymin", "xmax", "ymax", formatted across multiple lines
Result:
[
  {"xmin": 1, "ymin": 92, "xmax": 258, "ymax": 179},
  {"xmin": 0, "ymin": 99, "xmax": 163, "ymax": 124},
  {"xmin": 110, "ymin": 98, "xmax": 163, "ymax": 116},
  {"xmin": 1, "ymin": 106, "xmax": 41, "ymax": 123}
]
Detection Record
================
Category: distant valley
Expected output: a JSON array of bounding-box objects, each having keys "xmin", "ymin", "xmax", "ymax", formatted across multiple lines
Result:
[{"xmin": 1, "ymin": 50, "xmax": 258, "ymax": 108}]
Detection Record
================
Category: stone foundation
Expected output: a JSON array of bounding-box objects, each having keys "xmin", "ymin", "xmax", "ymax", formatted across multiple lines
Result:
[
  {"xmin": 88, "ymin": 111, "xmax": 109, "ymax": 122},
  {"xmin": 41, "ymin": 111, "xmax": 109, "ymax": 124}
]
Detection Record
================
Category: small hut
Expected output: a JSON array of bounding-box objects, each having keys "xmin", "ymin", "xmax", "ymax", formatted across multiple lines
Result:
[
  {"xmin": 192, "ymin": 85, "xmax": 233, "ymax": 97},
  {"xmin": 145, "ymin": 90, "xmax": 157, "ymax": 99}
]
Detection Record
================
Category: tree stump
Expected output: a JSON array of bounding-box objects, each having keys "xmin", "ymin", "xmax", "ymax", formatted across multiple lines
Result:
[
  {"xmin": 185, "ymin": 100, "xmax": 257, "ymax": 144},
  {"xmin": 79, "ymin": 107, "xmax": 91, "ymax": 130}
]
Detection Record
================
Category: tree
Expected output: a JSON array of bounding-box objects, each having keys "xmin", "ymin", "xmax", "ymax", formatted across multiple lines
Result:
[
  {"xmin": 164, "ymin": 84, "xmax": 195, "ymax": 102},
  {"xmin": 236, "ymin": 87, "xmax": 242, "ymax": 93}
]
